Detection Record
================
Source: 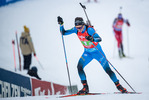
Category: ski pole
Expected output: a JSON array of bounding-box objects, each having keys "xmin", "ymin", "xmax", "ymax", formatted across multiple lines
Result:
[
  {"xmin": 93, "ymin": 43, "xmax": 136, "ymax": 92},
  {"xmin": 15, "ymin": 31, "xmax": 21, "ymax": 71},
  {"xmin": 79, "ymin": 3, "xmax": 136, "ymax": 92},
  {"xmin": 34, "ymin": 55, "xmax": 44, "ymax": 70},
  {"xmin": 12, "ymin": 40, "xmax": 17, "ymax": 71},
  {"xmin": 113, "ymin": 36, "xmax": 116, "ymax": 58},
  {"xmin": 127, "ymin": 26, "xmax": 130, "ymax": 57},
  {"xmin": 60, "ymin": 30, "xmax": 73, "ymax": 94}
]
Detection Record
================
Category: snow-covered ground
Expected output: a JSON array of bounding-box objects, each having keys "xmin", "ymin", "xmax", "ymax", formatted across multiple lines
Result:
[{"xmin": 0, "ymin": 0, "xmax": 149, "ymax": 100}]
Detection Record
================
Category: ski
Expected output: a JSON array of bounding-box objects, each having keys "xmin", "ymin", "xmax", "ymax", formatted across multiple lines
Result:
[
  {"xmin": 119, "ymin": 55, "xmax": 133, "ymax": 59},
  {"xmin": 59, "ymin": 92, "xmax": 142, "ymax": 98},
  {"xmin": 114, "ymin": 92, "xmax": 142, "ymax": 94},
  {"xmin": 15, "ymin": 31, "xmax": 21, "ymax": 71},
  {"xmin": 12, "ymin": 40, "xmax": 17, "ymax": 72},
  {"xmin": 59, "ymin": 93, "xmax": 105, "ymax": 98}
]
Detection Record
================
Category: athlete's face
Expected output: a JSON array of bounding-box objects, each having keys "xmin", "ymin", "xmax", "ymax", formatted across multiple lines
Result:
[{"xmin": 75, "ymin": 25, "xmax": 84, "ymax": 32}]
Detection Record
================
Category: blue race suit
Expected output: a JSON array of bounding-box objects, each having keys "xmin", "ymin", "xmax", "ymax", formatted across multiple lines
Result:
[{"xmin": 60, "ymin": 25, "xmax": 119, "ymax": 83}]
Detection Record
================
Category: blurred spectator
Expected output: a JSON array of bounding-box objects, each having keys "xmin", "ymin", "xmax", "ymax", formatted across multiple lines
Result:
[{"xmin": 20, "ymin": 25, "xmax": 36, "ymax": 71}]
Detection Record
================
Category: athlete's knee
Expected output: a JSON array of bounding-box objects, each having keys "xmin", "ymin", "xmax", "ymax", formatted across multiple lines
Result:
[
  {"xmin": 77, "ymin": 63, "xmax": 83, "ymax": 72},
  {"xmin": 105, "ymin": 68, "xmax": 114, "ymax": 76}
]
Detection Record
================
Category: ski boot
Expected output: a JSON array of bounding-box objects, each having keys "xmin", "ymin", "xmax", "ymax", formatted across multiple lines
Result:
[
  {"xmin": 122, "ymin": 52, "xmax": 126, "ymax": 57},
  {"xmin": 115, "ymin": 81, "xmax": 128, "ymax": 93},
  {"xmin": 77, "ymin": 80, "xmax": 89, "ymax": 95},
  {"xmin": 121, "ymin": 43, "xmax": 126, "ymax": 57},
  {"xmin": 118, "ymin": 50, "xmax": 122, "ymax": 58}
]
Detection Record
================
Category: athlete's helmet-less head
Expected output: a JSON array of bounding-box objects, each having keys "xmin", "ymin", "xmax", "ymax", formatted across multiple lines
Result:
[{"xmin": 75, "ymin": 17, "xmax": 85, "ymax": 26}]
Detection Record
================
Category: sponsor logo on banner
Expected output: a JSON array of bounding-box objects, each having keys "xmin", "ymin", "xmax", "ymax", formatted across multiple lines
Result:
[
  {"xmin": 0, "ymin": 68, "xmax": 32, "ymax": 98},
  {"xmin": 0, "ymin": 80, "xmax": 31, "ymax": 97},
  {"xmin": 31, "ymin": 78, "xmax": 67, "ymax": 96}
]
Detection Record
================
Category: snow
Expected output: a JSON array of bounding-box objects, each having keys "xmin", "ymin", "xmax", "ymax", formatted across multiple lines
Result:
[{"xmin": 0, "ymin": 0, "xmax": 149, "ymax": 100}]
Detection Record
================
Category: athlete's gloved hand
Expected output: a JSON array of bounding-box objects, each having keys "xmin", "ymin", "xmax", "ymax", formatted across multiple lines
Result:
[
  {"xmin": 85, "ymin": 35, "xmax": 94, "ymax": 42},
  {"xmin": 57, "ymin": 16, "xmax": 64, "ymax": 25},
  {"xmin": 34, "ymin": 53, "xmax": 36, "ymax": 57},
  {"xmin": 126, "ymin": 19, "xmax": 130, "ymax": 26}
]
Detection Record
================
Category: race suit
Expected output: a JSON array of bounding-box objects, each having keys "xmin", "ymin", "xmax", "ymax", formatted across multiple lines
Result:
[
  {"xmin": 113, "ymin": 18, "xmax": 130, "ymax": 49},
  {"xmin": 60, "ymin": 25, "xmax": 119, "ymax": 83}
]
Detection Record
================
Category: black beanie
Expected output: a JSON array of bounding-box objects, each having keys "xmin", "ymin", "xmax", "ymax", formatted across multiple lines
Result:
[{"xmin": 75, "ymin": 17, "xmax": 85, "ymax": 26}]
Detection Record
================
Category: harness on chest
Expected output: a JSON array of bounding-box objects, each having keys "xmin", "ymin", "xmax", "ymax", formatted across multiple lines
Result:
[
  {"xmin": 77, "ymin": 26, "xmax": 98, "ymax": 48},
  {"xmin": 114, "ymin": 19, "xmax": 124, "ymax": 29}
]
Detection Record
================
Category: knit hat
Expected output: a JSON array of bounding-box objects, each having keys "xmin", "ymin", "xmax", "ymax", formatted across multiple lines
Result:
[
  {"xmin": 24, "ymin": 25, "xmax": 30, "ymax": 33},
  {"xmin": 75, "ymin": 17, "xmax": 85, "ymax": 26}
]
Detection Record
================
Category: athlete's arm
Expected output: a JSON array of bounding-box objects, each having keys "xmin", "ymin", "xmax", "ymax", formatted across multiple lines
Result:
[
  {"xmin": 87, "ymin": 27, "xmax": 102, "ymax": 42},
  {"xmin": 60, "ymin": 25, "xmax": 77, "ymax": 35}
]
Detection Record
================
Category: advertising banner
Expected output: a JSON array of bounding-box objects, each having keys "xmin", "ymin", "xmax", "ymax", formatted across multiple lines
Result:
[
  {"xmin": 0, "ymin": 68, "xmax": 69, "ymax": 98},
  {"xmin": 31, "ymin": 78, "xmax": 67, "ymax": 96},
  {"xmin": 0, "ymin": 68, "xmax": 32, "ymax": 98},
  {"xmin": 0, "ymin": 0, "xmax": 22, "ymax": 7}
]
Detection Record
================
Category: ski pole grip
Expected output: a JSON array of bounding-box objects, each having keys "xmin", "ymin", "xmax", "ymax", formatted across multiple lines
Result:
[{"xmin": 79, "ymin": 3, "xmax": 86, "ymax": 9}]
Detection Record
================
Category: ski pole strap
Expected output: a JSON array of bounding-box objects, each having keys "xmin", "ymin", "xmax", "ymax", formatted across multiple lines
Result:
[{"xmin": 91, "ymin": 32, "xmax": 96, "ymax": 37}]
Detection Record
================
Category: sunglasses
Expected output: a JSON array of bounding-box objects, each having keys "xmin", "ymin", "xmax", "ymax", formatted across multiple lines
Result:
[{"xmin": 76, "ymin": 26, "xmax": 83, "ymax": 29}]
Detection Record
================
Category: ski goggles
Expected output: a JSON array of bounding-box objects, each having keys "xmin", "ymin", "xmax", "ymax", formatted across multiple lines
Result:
[
  {"xmin": 118, "ymin": 14, "xmax": 122, "ymax": 19},
  {"xmin": 75, "ymin": 20, "xmax": 84, "ymax": 26},
  {"xmin": 76, "ymin": 26, "xmax": 83, "ymax": 29}
]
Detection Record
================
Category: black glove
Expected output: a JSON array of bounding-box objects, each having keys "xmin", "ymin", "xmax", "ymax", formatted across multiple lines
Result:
[
  {"xmin": 126, "ymin": 19, "xmax": 130, "ymax": 26},
  {"xmin": 85, "ymin": 35, "xmax": 94, "ymax": 42},
  {"xmin": 33, "ymin": 53, "xmax": 36, "ymax": 57},
  {"xmin": 57, "ymin": 16, "xmax": 64, "ymax": 25}
]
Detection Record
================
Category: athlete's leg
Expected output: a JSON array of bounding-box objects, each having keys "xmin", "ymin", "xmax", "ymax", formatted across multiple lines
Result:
[
  {"xmin": 114, "ymin": 30, "xmax": 121, "ymax": 49},
  {"xmin": 77, "ymin": 51, "xmax": 93, "ymax": 81},
  {"xmin": 77, "ymin": 51, "xmax": 93, "ymax": 94},
  {"xmin": 92, "ymin": 46, "xmax": 119, "ymax": 83},
  {"xmin": 92, "ymin": 45, "xmax": 127, "ymax": 93},
  {"xmin": 119, "ymin": 32, "xmax": 125, "ymax": 57},
  {"xmin": 114, "ymin": 30, "xmax": 123, "ymax": 58}
]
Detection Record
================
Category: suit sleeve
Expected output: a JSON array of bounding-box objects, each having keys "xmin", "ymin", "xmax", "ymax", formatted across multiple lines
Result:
[
  {"xmin": 113, "ymin": 18, "xmax": 117, "ymax": 28},
  {"xmin": 27, "ymin": 36, "xmax": 36, "ymax": 54},
  {"xmin": 60, "ymin": 25, "xmax": 77, "ymax": 35},
  {"xmin": 87, "ymin": 27, "xmax": 102, "ymax": 42}
]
